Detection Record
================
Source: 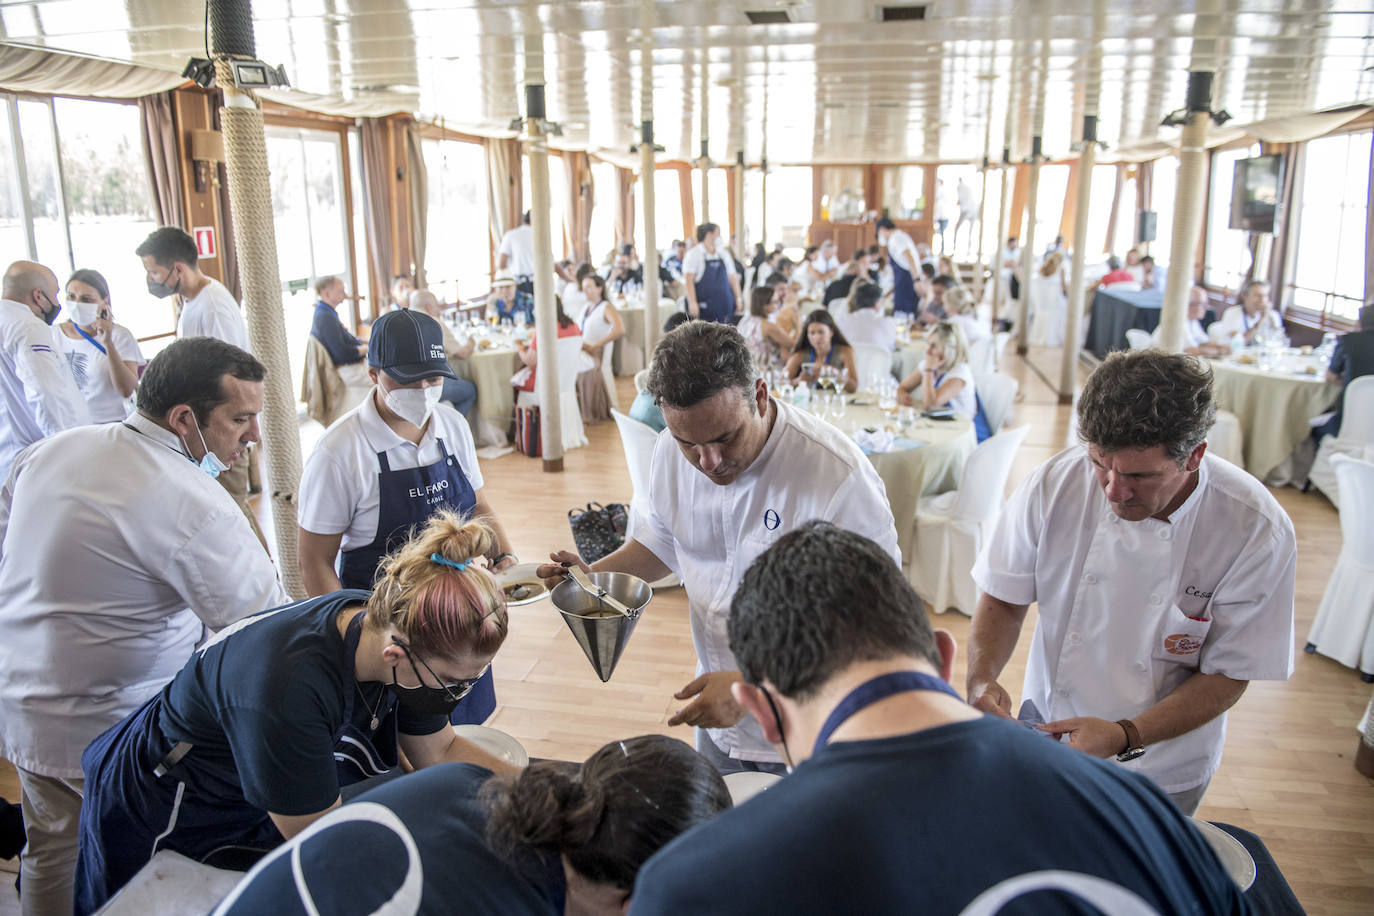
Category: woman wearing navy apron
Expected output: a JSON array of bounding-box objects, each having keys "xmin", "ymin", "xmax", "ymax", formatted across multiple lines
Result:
[
  {"xmin": 297, "ymin": 309, "xmax": 518, "ymax": 727},
  {"xmin": 877, "ymin": 217, "xmax": 921, "ymax": 318},
  {"xmin": 683, "ymin": 222, "xmax": 741, "ymax": 323},
  {"xmin": 73, "ymin": 512, "xmax": 514, "ymax": 914}
]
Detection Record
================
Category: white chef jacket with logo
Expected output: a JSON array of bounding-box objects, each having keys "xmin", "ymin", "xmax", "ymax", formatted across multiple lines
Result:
[
  {"xmin": 972, "ymin": 447, "xmax": 1295, "ymax": 793},
  {"xmin": 637, "ymin": 399, "xmax": 901, "ymax": 763}
]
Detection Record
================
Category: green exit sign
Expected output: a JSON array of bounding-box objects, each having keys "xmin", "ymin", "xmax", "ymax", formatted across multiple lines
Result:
[{"xmin": 288, "ymin": 278, "xmax": 309, "ymax": 294}]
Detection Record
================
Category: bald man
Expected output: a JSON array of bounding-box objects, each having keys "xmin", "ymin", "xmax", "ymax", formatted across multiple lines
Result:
[
  {"xmin": 0, "ymin": 261, "xmax": 89, "ymax": 479},
  {"xmin": 410, "ymin": 289, "xmax": 477, "ymax": 419}
]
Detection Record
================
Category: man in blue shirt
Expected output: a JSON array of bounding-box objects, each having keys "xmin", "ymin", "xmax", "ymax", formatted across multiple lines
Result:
[
  {"xmin": 633, "ymin": 522, "xmax": 1248, "ymax": 915},
  {"xmin": 311, "ymin": 276, "xmax": 366, "ymax": 367}
]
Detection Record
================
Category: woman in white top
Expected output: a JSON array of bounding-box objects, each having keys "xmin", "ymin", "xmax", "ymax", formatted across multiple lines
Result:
[
  {"xmin": 785, "ymin": 309, "xmax": 859, "ymax": 393},
  {"xmin": 574, "ymin": 274, "xmax": 624, "ymax": 424},
  {"xmin": 738, "ymin": 286, "xmax": 796, "ymax": 369},
  {"xmin": 1028, "ymin": 250, "xmax": 1069, "ymax": 347},
  {"xmin": 944, "ymin": 285, "xmax": 990, "ymax": 345},
  {"xmin": 53, "ymin": 268, "xmax": 145, "ymax": 423},
  {"xmin": 1215, "ymin": 280, "xmax": 1283, "ymax": 344},
  {"xmin": 899, "ymin": 321, "xmax": 986, "ymax": 438}
]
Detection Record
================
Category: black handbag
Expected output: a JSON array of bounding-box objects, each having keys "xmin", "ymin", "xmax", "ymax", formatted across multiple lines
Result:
[{"xmin": 568, "ymin": 502, "xmax": 628, "ymax": 563}]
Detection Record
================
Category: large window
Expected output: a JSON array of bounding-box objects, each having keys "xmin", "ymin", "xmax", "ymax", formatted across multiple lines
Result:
[
  {"xmin": 1149, "ymin": 156, "xmax": 1178, "ymax": 264},
  {"xmin": 423, "ymin": 136, "xmax": 489, "ymax": 302},
  {"xmin": 632, "ymin": 168, "xmax": 686, "ymax": 258},
  {"xmin": 882, "ymin": 165, "xmax": 924, "ymax": 220},
  {"xmin": 521, "ymin": 152, "xmax": 569, "ymax": 261},
  {"xmin": 820, "ymin": 166, "xmax": 865, "ymax": 222},
  {"xmin": 764, "ymin": 165, "xmax": 812, "ymax": 257},
  {"xmin": 1082, "ymin": 164, "xmax": 1120, "ymax": 261},
  {"xmin": 743, "ymin": 168, "xmax": 764, "ymax": 252},
  {"xmin": 1112, "ymin": 174, "xmax": 1139, "ymax": 257},
  {"xmin": 588, "ymin": 159, "xmax": 618, "ymax": 262},
  {"xmin": 690, "ymin": 167, "xmax": 732, "ymax": 238},
  {"xmin": 1289, "ymin": 130, "xmax": 1370, "ymax": 323},
  {"xmin": 1020, "ymin": 164, "xmax": 1070, "ymax": 254},
  {"xmin": 1203, "ymin": 144, "xmax": 1260, "ymax": 291}
]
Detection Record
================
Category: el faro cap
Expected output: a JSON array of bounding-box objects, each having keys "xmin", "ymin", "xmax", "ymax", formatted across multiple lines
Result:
[{"xmin": 367, "ymin": 308, "xmax": 457, "ymax": 384}]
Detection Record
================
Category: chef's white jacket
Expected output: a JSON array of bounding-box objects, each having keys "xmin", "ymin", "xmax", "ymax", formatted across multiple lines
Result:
[
  {"xmin": 0, "ymin": 412, "xmax": 287, "ymax": 777},
  {"xmin": 178, "ymin": 278, "xmax": 250, "ymax": 352},
  {"xmin": 0, "ymin": 298, "xmax": 89, "ymax": 481},
  {"xmin": 638, "ymin": 399, "xmax": 901, "ymax": 763},
  {"xmin": 972, "ymin": 447, "xmax": 1295, "ymax": 793}
]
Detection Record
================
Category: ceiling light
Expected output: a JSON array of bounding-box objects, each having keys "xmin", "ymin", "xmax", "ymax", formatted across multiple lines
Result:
[{"xmin": 745, "ymin": 9, "xmax": 791, "ymax": 25}]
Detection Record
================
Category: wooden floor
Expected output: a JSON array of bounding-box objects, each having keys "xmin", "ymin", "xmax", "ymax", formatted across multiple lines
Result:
[{"xmin": 3, "ymin": 349, "xmax": 1371, "ymax": 913}]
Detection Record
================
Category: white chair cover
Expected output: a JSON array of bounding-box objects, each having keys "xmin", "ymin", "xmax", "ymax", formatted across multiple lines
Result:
[
  {"xmin": 1028, "ymin": 274, "xmax": 1067, "ymax": 347},
  {"xmin": 600, "ymin": 338, "xmax": 620, "ymax": 411},
  {"xmin": 609, "ymin": 409, "xmax": 679, "ymax": 589},
  {"xmin": 1206, "ymin": 410, "xmax": 1245, "ymax": 466},
  {"xmin": 853, "ymin": 343, "xmax": 895, "ymax": 387},
  {"xmin": 973, "ymin": 371, "xmax": 1018, "ymax": 435},
  {"xmin": 1310, "ymin": 377, "xmax": 1374, "ymax": 507},
  {"xmin": 908, "ymin": 425, "xmax": 1030, "ymax": 615},
  {"xmin": 556, "ymin": 335, "xmax": 588, "ymax": 450},
  {"xmin": 1306, "ymin": 455, "xmax": 1374, "ymax": 677},
  {"xmin": 993, "ymin": 330, "xmax": 1012, "ymax": 366},
  {"xmin": 967, "ymin": 337, "xmax": 994, "ymax": 375},
  {"xmin": 1125, "ymin": 328, "xmax": 1153, "ymax": 350}
]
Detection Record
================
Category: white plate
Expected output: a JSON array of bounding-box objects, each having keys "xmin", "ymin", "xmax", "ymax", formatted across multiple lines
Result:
[
  {"xmin": 495, "ymin": 562, "xmax": 551, "ymax": 606},
  {"xmin": 723, "ymin": 771, "xmax": 781, "ymax": 805},
  {"xmin": 452, "ymin": 724, "xmax": 530, "ymax": 768},
  {"xmin": 1190, "ymin": 818, "xmax": 1257, "ymax": 891}
]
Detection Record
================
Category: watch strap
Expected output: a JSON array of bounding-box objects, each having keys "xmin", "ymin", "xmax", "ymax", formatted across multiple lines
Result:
[{"xmin": 1115, "ymin": 718, "xmax": 1145, "ymax": 761}]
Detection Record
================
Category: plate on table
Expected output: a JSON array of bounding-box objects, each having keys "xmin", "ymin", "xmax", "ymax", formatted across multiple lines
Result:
[
  {"xmin": 723, "ymin": 771, "xmax": 782, "ymax": 805},
  {"xmin": 495, "ymin": 562, "xmax": 550, "ymax": 606},
  {"xmin": 1189, "ymin": 818, "xmax": 1256, "ymax": 891},
  {"xmin": 452, "ymin": 725, "xmax": 530, "ymax": 768}
]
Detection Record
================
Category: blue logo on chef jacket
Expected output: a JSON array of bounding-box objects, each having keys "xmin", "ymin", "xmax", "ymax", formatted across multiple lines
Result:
[
  {"xmin": 763, "ymin": 509, "xmax": 781, "ymax": 530},
  {"xmin": 213, "ymin": 802, "xmax": 422, "ymax": 915}
]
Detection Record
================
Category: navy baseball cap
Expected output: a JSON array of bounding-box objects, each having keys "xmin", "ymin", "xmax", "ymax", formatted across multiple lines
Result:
[{"xmin": 367, "ymin": 309, "xmax": 457, "ymax": 384}]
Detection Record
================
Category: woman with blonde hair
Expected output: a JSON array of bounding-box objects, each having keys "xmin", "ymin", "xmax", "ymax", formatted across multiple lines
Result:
[
  {"xmin": 75, "ymin": 511, "xmax": 515, "ymax": 914},
  {"xmin": 898, "ymin": 320, "xmax": 992, "ymax": 440},
  {"xmin": 943, "ymin": 284, "xmax": 990, "ymax": 345},
  {"xmin": 1029, "ymin": 250, "xmax": 1069, "ymax": 347}
]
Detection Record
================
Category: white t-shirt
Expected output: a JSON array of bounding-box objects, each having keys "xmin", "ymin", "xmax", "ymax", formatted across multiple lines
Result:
[
  {"xmin": 883, "ymin": 229, "xmax": 919, "ymax": 275},
  {"xmin": 1151, "ymin": 319, "xmax": 1209, "ymax": 350},
  {"xmin": 298, "ymin": 390, "xmax": 484, "ymax": 553},
  {"xmin": 0, "ymin": 299, "xmax": 89, "ymax": 480},
  {"xmin": 1216, "ymin": 305, "xmax": 1283, "ymax": 341},
  {"xmin": 0, "ymin": 412, "xmax": 286, "ymax": 776},
  {"xmin": 178, "ymin": 278, "xmax": 249, "ymax": 351},
  {"xmin": 498, "ymin": 225, "xmax": 535, "ymax": 277},
  {"xmin": 971, "ymin": 448, "xmax": 1296, "ymax": 793},
  {"xmin": 637, "ymin": 399, "xmax": 901, "ymax": 763},
  {"xmin": 925, "ymin": 359, "xmax": 978, "ymax": 421},
  {"xmin": 837, "ymin": 308, "xmax": 896, "ymax": 351},
  {"xmin": 53, "ymin": 323, "xmax": 145, "ymax": 423},
  {"xmin": 681, "ymin": 243, "xmax": 737, "ymax": 280}
]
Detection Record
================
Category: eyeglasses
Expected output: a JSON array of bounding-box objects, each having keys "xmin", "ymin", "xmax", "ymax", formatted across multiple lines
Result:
[{"xmin": 392, "ymin": 636, "xmax": 488, "ymax": 702}]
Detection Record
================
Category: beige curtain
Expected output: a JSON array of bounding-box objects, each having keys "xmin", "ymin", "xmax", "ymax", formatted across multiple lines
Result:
[
  {"xmin": 484, "ymin": 137, "xmax": 522, "ymax": 255},
  {"xmin": 0, "ymin": 44, "xmax": 183, "ymax": 96},
  {"xmin": 136, "ymin": 91, "xmax": 184, "ymax": 230},
  {"xmin": 359, "ymin": 118, "xmax": 397, "ymax": 317},
  {"xmin": 615, "ymin": 166, "xmax": 636, "ymax": 250},
  {"xmin": 564, "ymin": 151, "xmax": 593, "ymax": 264},
  {"xmin": 403, "ymin": 120, "xmax": 428, "ymax": 289}
]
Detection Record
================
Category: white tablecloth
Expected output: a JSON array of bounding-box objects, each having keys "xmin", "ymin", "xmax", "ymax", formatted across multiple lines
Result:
[{"xmin": 1209, "ymin": 353, "xmax": 1340, "ymax": 479}]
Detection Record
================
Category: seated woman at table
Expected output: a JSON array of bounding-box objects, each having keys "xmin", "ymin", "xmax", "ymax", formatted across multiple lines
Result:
[
  {"xmin": 944, "ymin": 285, "xmax": 990, "ymax": 345},
  {"xmin": 1215, "ymin": 279, "xmax": 1283, "ymax": 345},
  {"xmin": 74, "ymin": 512, "xmax": 516, "ymax": 915},
  {"xmin": 512, "ymin": 296, "xmax": 582, "ymax": 395},
  {"xmin": 768, "ymin": 276, "xmax": 802, "ymax": 341},
  {"xmin": 574, "ymin": 274, "xmax": 624, "ymax": 424},
  {"xmin": 898, "ymin": 320, "xmax": 991, "ymax": 441},
  {"xmin": 786, "ymin": 309, "xmax": 859, "ymax": 393},
  {"xmin": 739, "ymin": 286, "xmax": 797, "ymax": 369},
  {"xmin": 212, "ymin": 735, "xmax": 732, "ymax": 915}
]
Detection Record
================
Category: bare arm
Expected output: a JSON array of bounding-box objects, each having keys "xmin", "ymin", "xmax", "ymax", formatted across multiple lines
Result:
[
  {"xmin": 270, "ymin": 798, "xmax": 342, "ymax": 841},
  {"xmin": 966, "ymin": 591, "xmax": 1030, "ymax": 717},
  {"xmin": 730, "ymin": 273, "xmax": 743, "ymax": 314},
  {"xmin": 683, "ymin": 271, "xmax": 700, "ymax": 318},
  {"xmin": 536, "ymin": 537, "xmax": 671, "ymax": 584},
  {"xmin": 472, "ymin": 490, "xmax": 516, "ymax": 571},
  {"xmin": 1045, "ymin": 673, "xmax": 1248, "ymax": 758},
  {"xmin": 298, "ymin": 528, "xmax": 344, "ymax": 597},
  {"xmin": 400, "ymin": 725, "xmax": 519, "ymax": 775},
  {"xmin": 840, "ymin": 347, "xmax": 859, "ymax": 393},
  {"xmin": 924, "ymin": 372, "xmax": 965, "ymax": 410},
  {"xmin": 762, "ymin": 320, "xmax": 795, "ymax": 351},
  {"xmin": 96, "ymin": 323, "xmax": 139, "ymax": 397}
]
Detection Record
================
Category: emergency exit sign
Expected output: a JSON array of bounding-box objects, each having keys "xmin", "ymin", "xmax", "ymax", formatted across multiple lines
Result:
[{"xmin": 193, "ymin": 226, "xmax": 217, "ymax": 259}]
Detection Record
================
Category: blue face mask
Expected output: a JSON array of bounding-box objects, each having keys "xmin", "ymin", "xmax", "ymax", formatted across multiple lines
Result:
[{"xmin": 180, "ymin": 416, "xmax": 230, "ymax": 479}]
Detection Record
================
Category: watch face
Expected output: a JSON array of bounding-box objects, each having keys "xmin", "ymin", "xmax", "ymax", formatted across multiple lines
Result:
[{"xmin": 1117, "ymin": 747, "xmax": 1147, "ymax": 762}]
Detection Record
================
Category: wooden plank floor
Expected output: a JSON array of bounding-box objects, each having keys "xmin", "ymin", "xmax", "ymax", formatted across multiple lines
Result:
[{"xmin": 3, "ymin": 350, "xmax": 1371, "ymax": 913}]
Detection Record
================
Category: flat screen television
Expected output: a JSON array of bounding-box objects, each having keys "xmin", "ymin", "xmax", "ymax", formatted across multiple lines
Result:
[{"xmin": 1229, "ymin": 154, "xmax": 1283, "ymax": 233}]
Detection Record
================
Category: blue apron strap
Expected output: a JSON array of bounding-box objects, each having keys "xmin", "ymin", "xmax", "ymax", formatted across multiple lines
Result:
[{"xmin": 812, "ymin": 672, "xmax": 962, "ymax": 756}]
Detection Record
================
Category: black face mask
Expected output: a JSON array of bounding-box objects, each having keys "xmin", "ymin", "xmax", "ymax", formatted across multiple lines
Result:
[
  {"xmin": 147, "ymin": 267, "xmax": 181, "ymax": 300},
  {"xmin": 37, "ymin": 292, "xmax": 60, "ymax": 326},
  {"xmin": 390, "ymin": 666, "xmax": 465, "ymax": 716}
]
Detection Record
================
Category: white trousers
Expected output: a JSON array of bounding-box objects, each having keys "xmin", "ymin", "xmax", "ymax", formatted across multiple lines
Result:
[{"xmin": 16, "ymin": 767, "xmax": 83, "ymax": 916}]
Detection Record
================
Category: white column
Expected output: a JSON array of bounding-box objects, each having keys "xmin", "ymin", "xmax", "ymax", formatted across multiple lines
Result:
[
  {"xmin": 525, "ymin": 33, "xmax": 563, "ymax": 469},
  {"xmin": 1060, "ymin": 117, "xmax": 1098, "ymax": 402},
  {"xmin": 1158, "ymin": 72, "xmax": 1214, "ymax": 354},
  {"xmin": 1017, "ymin": 136, "xmax": 1042, "ymax": 356}
]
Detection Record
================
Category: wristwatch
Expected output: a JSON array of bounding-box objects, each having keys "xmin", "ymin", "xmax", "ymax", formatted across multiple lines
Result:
[
  {"xmin": 1115, "ymin": 719, "xmax": 1146, "ymax": 762},
  {"xmin": 493, "ymin": 552, "xmax": 517, "ymax": 567}
]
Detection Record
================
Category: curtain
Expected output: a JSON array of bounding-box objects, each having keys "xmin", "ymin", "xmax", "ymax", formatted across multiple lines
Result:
[
  {"xmin": 615, "ymin": 167, "xmax": 635, "ymax": 249},
  {"xmin": 360, "ymin": 118, "xmax": 396, "ymax": 318},
  {"xmin": 136, "ymin": 91, "xmax": 184, "ymax": 229},
  {"xmin": 484, "ymin": 137, "xmax": 522, "ymax": 256},
  {"xmin": 564, "ymin": 151, "xmax": 593, "ymax": 265},
  {"xmin": 1269, "ymin": 141, "xmax": 1305, "ymax": 306},
  {"xmin": 403, "ymin": 120, "xmax": 428, "ymax": 289},
  {"xmin": 209, "ymin": 103, "xmax": 241, "ymax": 302},
  {"xmin": 0, "ymin": 44, "xmax": 183, "ymax": 97},
  {"xmin": 677, "ymin": 167, "xmax": 695, "ymax": 243},
  {"xmin": 1103, "ymin": 164, "xmax": 1124, "ymax": 254},
  {"xmin": 726, "ymin": 165, "xmax": 739, "ymax": 244}
]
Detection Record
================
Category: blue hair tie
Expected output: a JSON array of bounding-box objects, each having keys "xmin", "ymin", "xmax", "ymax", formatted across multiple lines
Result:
[{"xmin": 430, "ymin": 553, "xmax": 474, "ymax": 572}]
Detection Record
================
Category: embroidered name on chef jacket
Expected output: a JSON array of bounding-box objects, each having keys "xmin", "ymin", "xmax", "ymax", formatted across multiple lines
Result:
[{"xmin": 410, "ymin": 480, "xmax": 450, "ymax": 504}]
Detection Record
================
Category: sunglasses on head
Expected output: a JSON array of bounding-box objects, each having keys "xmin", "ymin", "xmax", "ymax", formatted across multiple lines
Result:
[{"xmin": 391, "ymin": 636, "xmax": 487, "ymax": 702}]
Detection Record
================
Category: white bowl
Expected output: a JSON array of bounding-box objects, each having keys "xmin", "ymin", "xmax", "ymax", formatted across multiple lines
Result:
[{"xmin": 452, "ymin": 725, "xmax": 530, "ymax": 768}]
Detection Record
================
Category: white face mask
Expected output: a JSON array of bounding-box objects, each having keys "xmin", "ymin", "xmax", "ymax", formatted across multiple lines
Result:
[
  {"xmin": 384, "ymin": 384, "xmax": 443, "ymax": 428},
  {"xmin": 67, "ymin": 299, "xmax": 100, "ymax": 326}
]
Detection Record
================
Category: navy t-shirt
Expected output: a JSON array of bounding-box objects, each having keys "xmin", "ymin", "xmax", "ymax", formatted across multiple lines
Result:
[
  {"xmin": 213, "ymin": 763, "xmax": 565, "ymax": 916},
  {"xmin": 311, "ymin": 301, "xmax": 365, "ymax": 366},
  {"xmin": 158, "ymin": 591, "xmax": 449, "ymax": 817},
  {"xmin": 632, "ymin": 716, "xmax": 1248, "ymax": 915}
]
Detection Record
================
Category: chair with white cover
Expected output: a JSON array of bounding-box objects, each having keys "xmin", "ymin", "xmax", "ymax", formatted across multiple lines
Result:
[
  {"xmin": 516, "ymin": 335, "xmax": 587, "ymax": 451},
  {"xmin": 1309, "ymin": 376, "xmax": 1374, "ymax": 507},
  {"xmin": 609, "ymin": 409, "xmax": 680, "ymax": 589},
  {"xmin": 1305, "ymin": 455, "xmax": 1374, "ymax": 681},
  {"xmin": 1206, "ymin": 410, "xmax": 1244, "ymax": 466},
  {"xmin": 992, "ymin": 330, "xmax": 1012, "ymax": 367},
  {"xmin": 599, "ymin": 338, "xmax": 620, "ymax": 411},
  {"xmin": 967, "ymin": 336, "xmax": 994, "ymax": 375},
  {"xmin": 853, "ymin": 343, "xmax": 895, "ymax": 387},
  {"xmin": 908, "ymin": 425, "xmax": 1031, "ymax": 615},
  {"xmin": 1125, "ymin": 328, "xmax": 1153, "ymax": 350},
  {"xmin": 973, "ymin": 371, "xmax": 1018, "ymax": 435}
]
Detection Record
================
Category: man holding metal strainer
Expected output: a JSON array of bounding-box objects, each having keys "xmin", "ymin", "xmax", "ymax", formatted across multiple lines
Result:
[{"xmin": 539, "ymin": 321, "xmax": 900, "ymax": 776}]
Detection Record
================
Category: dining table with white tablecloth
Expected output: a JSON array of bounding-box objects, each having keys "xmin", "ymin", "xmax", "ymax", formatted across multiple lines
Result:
[{"xmin": 1208, "ymin": 351, "xmax": 1341, "ymax": 479}]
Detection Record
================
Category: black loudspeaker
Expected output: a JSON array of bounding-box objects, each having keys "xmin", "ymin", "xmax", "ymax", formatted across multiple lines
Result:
[{"xmin": 1137, "ymin": 210, "xmax": 1158, "ymax": 243}]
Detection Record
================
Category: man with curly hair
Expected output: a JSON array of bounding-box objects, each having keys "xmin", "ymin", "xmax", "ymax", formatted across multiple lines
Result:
[{"xmin": 966, "ymin": 350, "xmax": 1296, "ymax": 813}]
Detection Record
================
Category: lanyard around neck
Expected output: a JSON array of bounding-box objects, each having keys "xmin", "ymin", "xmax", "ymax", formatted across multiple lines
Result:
[
  {"xmin": 74, "ymin": 323, "xmax": 106, "ymax": 354},
  {"xmin": 812, "ymin": 671, "xmax": 962, "ymax": 756}
]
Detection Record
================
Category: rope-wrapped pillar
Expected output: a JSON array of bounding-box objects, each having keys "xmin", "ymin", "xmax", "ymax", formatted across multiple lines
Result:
[
  {"xmin": 1060, "ymin": 116, "xmax": 1098, "ymax": 403},
  {"xmin": 524, "ymin": 34, "xmax": 563, "ymax": 471},
  {"xmin": 209, "ymin": 1, "xmax": 304, "ymax": 598},
  {"xmin": 1016, "ymin": 135, "xmax": 1043, "ymax": 356},
  {"xmin": 1158, "ymin": 72, "xmax": 1214, "ymax": 354}
]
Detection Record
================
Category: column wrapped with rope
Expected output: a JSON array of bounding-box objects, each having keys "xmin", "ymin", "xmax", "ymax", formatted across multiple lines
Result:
[
  {"xmin": 210, "ymin": 0, "xmax": 305, "ymax": 597},
  {"xmin": 1158, "ymin": 72, "xmax": 1215, "ymax": 354}
]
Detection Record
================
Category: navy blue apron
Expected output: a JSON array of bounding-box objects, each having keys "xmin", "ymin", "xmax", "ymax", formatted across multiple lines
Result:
[
  {"xmin": 694, "ymin": 253, "xmax": 734, "ymax": 323},
  {"xmin": 812, "ymin": 671, "xmax": 962, "ymax": 757},
  {"xmin": 891, "ymin": 255, "xmax": 918, "ymax": 317},
  {"xmin": 73, "ymin": 611, "xmax": 398, "ymax": 915},
  {"xmin": 337, "ymin": 437, "xmax": 494, "ymax": 725}
]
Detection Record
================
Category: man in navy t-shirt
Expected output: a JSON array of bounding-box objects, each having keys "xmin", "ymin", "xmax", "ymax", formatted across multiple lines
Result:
[{"xmin": 632, "ymin": 522, "xmax": 1248, "ymax": 915}]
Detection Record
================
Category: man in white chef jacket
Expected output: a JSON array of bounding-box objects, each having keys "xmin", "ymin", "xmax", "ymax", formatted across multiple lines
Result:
[
  {"xmin": 539, "ymin": 321, "xmax": 900, "ymax": 775},
  {"xmin": 966, "ymin": 350, "xmax": 1295, "ymax": 814},
  {"xmin": 0, "ymin": 336, "xmax": 286, "ymax": 916}
]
